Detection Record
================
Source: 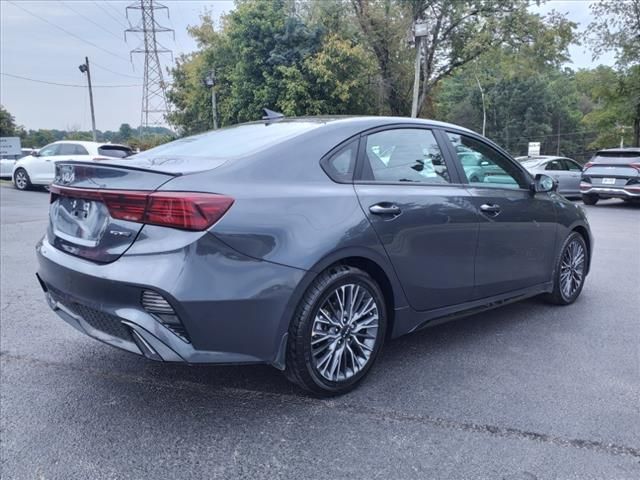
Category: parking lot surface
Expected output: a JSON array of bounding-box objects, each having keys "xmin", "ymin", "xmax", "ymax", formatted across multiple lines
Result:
[{"xmin": 1, "ymin": 184, "xmax": 639, "ymax": 479}]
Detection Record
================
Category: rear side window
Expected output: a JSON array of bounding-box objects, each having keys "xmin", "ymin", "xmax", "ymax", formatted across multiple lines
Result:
[
  {"xmin": 361, "ymin": 129, "xmax": 450, "ymax": 184},
  {"xmin": 99, "ymin": 146, "xmax": 133, "ymax": 158},
  {"xmin": 134, "ymin": 121, "xmax": 321, "ymax": 160},
  {"xmin": 57, "ymin": 144, "xmax": 82, "ymax": 156},
  {"xmin": 321, "ymin": 140, "xmax": 358, "ymax": 183}
]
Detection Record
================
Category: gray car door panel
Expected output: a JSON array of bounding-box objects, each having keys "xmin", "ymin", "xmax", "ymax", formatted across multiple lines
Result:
[
  {"xmin": 353, "ymin": 127, "xmax": 478, "ymax": 312},
  {"xmin": 443, "ymin": 132, "xmax": 558, "ymax": 299}
]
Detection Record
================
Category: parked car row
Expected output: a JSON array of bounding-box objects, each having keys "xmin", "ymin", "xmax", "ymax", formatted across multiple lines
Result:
[
  {"xmin": 517, "ymin": 149, "xmax": 640, "ymax": 204},
  {"xmin": 11, "ymin": 141, "xmax": 134, "ymax": 190},
  {"xmin": 0, "ymin": 148, "xmax": 37, "ymax": 178}
]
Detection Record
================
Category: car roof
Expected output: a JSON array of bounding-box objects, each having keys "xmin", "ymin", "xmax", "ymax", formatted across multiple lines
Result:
[
  {"xmin": 250, "ymin": 115, "xmax": 477, "ymax": 134},
  {"xmin": 51, "ymin": 140, "xmax": 131, "ymax": 148},
  {"xmin": 516, "ymin": 155, "xmax": 572, "ymax": 162},
  {"xmin": 596, "ymin": 147, "xmax": 640, "ymax": 154}
]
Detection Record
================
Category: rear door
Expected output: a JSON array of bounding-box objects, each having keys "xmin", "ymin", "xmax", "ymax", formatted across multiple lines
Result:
[
  {"xmin": 354, "ymin": 127, "xmax": 479, "ymax": 311},
  {"xmin": 444, "ymin": 132, "xmax": 557, "ymax": 299},
  {"xmin": 544, "ymin": 159, "xmax": 573, "ymax": 194}
]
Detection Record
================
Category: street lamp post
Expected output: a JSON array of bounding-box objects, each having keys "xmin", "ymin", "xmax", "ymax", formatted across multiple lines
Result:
[
  {"xmin": 203, "ymin": 70, "xmax": 218, "ymax": 130},
  {"xmin": 411, "ymin": 22, "xmax": 429, "ymax": 118},
  {"xmin": 78, "ymin": 57, "xmax": 97, "ymax": 141}
]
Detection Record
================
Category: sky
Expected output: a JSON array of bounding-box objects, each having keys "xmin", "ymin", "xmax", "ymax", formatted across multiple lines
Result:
[{"xmin": 0, "ymin": 0, "xmax": 616, "ymax": 132}]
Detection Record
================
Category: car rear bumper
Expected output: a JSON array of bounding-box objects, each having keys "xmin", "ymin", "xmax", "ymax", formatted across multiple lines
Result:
[
  {"xmin": 36, "ymin": 231, "xmax": 306, "ymax": 367},
  {"xmin": 580, "ymin": 185, "xmax": 640, "ymax": 198}
]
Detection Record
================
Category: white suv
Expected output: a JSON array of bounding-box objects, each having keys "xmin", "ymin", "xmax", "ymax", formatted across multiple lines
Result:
[{"xmin": 12, "ymin": 141, "xmax": 133, "ymax": 190}]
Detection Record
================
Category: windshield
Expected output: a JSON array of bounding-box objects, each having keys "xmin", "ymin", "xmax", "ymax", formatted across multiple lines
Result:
[{"xmin": 134, "ymin": 121, "xmax": 322, "ymax": 160}]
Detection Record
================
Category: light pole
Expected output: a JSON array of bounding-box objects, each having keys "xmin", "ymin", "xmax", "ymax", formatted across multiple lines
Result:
[
  {"xmin": 411, "ymin": 22, "xmax": 429, "ymax": 118},
  {"xmin": 79, "ymin": 57, "xmax": 97, "ymax": 141},
  {"xmin": 203, "ymin": 70, "xmax": 218, "ymax": 130}
]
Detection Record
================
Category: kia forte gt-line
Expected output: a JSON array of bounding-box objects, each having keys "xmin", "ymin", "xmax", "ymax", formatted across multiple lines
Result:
[{"xmin": 36, "ymin": 116, "xmax": 593, "ymax": 395}]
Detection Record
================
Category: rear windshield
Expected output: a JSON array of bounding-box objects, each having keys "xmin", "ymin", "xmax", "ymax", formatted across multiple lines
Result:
[
  {"xmin": 98, "ymin": 145, "xmax": 133, "ymax": 158},
  {"xmin": 593, "ymin": 151, "xmax": 640, "ymax": 162},
  {"xmin": 134, "ymin": 121, "xmax": 321, "ymax": 160}
]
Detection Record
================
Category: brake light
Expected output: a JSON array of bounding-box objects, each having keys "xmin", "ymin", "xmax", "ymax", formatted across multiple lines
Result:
[
  {"xmin": 49, "ymin": 185, "xmax": 234, "ymax": 231},
  {"xmin": 583, "ymin": 162, "xmax": 593, "ymax": 170},
  {"xmin": 630, "ymin": 162, "xmax": 640, "ymax": 171}
]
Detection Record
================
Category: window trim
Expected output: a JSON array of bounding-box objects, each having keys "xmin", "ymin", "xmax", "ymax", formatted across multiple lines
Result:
[
  {"xmin": 442, "ymin": 129, "xmax": 535, "ymax": 192},
  {"xmin": 319, "ymin": 136, "xmax": 361, "ymax": 184},
  {"xmin": 353, "ymin": 125, "xmax": 465, "ymax": 186}
]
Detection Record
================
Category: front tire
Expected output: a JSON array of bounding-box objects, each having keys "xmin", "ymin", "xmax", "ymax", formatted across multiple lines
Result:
[
  {"xmin": 582, "ymin": 194, "xmax": 599, "ymax": 205},
  {"xmin": 13, "ymin": 168, "xmax": 32, "ymax": 191},
  {"xmin": 285, "ymin": 265, "xmax": 387, "ymax": 396},
  {"xmin": 545, "ymin": 232, "xmax": 588, "ymax": 305}
]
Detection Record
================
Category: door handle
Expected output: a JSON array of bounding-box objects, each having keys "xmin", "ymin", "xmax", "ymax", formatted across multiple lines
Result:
[
  {"xmin": 480, "ymin": 203, "xmax": 501, "ymax": 215},
  {"xmin": 369, "ymin": 204, "xmax": 401, "ymax": 216}
]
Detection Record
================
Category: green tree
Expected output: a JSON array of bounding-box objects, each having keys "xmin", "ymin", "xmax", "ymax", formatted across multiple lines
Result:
[
  {"xmin": 585, "ymin": 0, "xmax": 640, "ymax": 146},
  {"xmin": 118, "ymin": 123, "xmax": 133, "ymax": 142},
  {"xmin": 0, "ymin": 105, "xmax": 18, "ymax": 137}
]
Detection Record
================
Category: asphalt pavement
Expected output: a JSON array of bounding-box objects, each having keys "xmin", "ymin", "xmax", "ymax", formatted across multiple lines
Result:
[{"xmin": 1, "ymin": 183, "xmax": 639, "ymax": 479}]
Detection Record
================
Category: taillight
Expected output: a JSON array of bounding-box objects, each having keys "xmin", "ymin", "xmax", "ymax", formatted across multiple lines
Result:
[
  {"xmin": 583, "ymin": 162, "xmax": 593, "ymax": 170},
  {"xmin": 49, "ymin": 185, "xmax": 234, "ymax": 231},
  {"xmin": 630, "ymin": 162, "xmax": 640, "ymax": 171},
  {"xmin": 145, "ymin": 192, "xmax": 234, "ymax": 230}
]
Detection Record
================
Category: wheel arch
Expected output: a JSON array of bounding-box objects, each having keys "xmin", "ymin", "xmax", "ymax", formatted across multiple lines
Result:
[
  {"xmin": 571, "ymin": 224, "xmax": 592, "ymax": 274},
  {"xmin": 276, "ymin": 247, "xmax": 407, "ymax": 355}
]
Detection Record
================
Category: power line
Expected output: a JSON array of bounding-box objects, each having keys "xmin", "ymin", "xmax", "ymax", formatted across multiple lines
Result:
[
  {"xmin": 7, "ymin": 0, "xmax": 131, "ymax": 63},
  {"xmin": 1, "ymin": 72, "xmax": 142, "ymax": 88},
  {"xmin": 90, "ymin": 61, "xmax": 142, "ymax": 80},
  {"xmin": 92, "ymin": 0, "xmax": 131, "ymax": 30},
  {"xmin": 60, "ymin": 1, "xmax": 124, "ymax": 41}
]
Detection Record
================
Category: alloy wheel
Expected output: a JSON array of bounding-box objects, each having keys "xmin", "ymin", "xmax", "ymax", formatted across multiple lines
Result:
[
  {"xmin": 14, "ymin": 170, "xmax": 28, "ymax": 190},
  {"xmin": 310, "ymin": 283, "xmax": 379, "ymax": 382},
  {"xmin": 559, "ymin": 239, "xmax": 585, "ymax": 300}
]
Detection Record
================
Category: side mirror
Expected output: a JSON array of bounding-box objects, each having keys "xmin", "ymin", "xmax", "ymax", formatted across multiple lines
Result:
[
  {"xmin": 532, "ymin": 173, "xmax": 557, "ymax": 193},
  {"xmin": 31, "ymin": 150, "xmax": 39, "ymax": 157}
]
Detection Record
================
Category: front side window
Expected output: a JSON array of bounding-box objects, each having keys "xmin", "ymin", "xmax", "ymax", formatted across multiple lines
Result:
[
  {"xmin": 38, "ymin": 144, "xmax": 60, "ymax": 157},
  {"xmin": 362, "ymin": 129, "xmax": 450, "ymax": 184},
  {"xmin": 447, "ymin": 133, "xmax": 529, "ymax": 189}
]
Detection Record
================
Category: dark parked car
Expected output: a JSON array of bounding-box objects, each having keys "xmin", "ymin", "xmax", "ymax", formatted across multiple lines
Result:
[
  {"xmin": 36, "ymin": 117, "xmax": 593, "ymax": 395},
  {"xmin": 580, "ymin": 148, "xmax": 640, "ymax": 204}
]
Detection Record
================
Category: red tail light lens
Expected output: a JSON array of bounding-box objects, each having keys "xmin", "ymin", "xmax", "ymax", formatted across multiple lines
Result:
[
  {"xmin": 630, "ymin": 162, "xmax": 640, "ymax": 171},
  {"xmin": 583, "ymin": 162, "xmax": 593, "ymax": 170},
  {"xmin": 49, "ymin": 186, "xmax": 234, "ymax": 231},
  {"xmin": 145, "ymin": 192, "xmax": 234, "ymax": 230}
]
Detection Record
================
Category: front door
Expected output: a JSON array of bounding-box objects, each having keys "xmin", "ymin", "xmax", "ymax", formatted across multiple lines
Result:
[
  {"xmin": 354, "ymin": 127, "xmax": 479, "ymax": 311},
  {"xmin": 29, "ymin": 143, "xmax": 61, "ymax": 183},
  {"xmin": 445, "ymin": 132, "xmax": 558, "ymax": 299}
]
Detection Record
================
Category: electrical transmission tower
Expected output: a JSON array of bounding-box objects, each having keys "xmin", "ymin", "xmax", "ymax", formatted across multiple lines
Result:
[{"xmin": 125, "ymin": 0, "xmax": 174, "ymax": 132}]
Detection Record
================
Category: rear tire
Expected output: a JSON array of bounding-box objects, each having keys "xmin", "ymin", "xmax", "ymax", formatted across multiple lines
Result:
[
  {"xmin": 544, "ymin": 232, "xmax": 588, "ymax": 305},
  {"xmin": 285, "ymin": 265, "xmax": 386, "ymax": 396},
  {"xmin": 581, "ymin": 194, "xmax": 598, "ymax": 205},
  {"xmin": 13, "ymin": 168, "xmax": 32, "ymax": 191}
]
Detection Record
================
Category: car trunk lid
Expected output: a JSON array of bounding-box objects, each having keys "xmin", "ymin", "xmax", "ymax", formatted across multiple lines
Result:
[{"xmin": 48, "ymin": 162, "xmax": 176, "ymax": 263}]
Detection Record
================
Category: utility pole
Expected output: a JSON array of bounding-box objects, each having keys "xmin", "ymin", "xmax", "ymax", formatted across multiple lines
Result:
[
  {"xmin": 78, "ymin": 57, "xmax": 97, "ymax": 141},
  {"xmin": 203, "ymin": 71, "xmax": 218, "ymax": 130},
  {"xmin": 474, "ymin": 68, "xmax": 486, "ymax": 136},
  {"xmin": 411, "ymin": 22, "xmax": 428, "ymax": 118}
]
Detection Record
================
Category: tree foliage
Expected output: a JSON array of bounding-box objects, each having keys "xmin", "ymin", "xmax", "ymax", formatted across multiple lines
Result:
[{"xmin": 0, "ymin": 105, "xmax": 18, "ymax": 137}]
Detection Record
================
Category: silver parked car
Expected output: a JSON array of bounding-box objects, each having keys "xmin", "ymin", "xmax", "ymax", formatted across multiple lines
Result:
[{"xmin": 517, "ymin": 156, "xmax": 583, "ymax": 199}]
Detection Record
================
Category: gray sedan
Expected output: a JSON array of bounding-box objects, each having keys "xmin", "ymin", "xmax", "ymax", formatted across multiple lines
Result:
[
  {"xmin": 517, "ymin": 155, "xmax": 583, "ymax": 199},
  {"xmin": 36, "ymin": 117, "xmax": 593, "ymax": 395}
]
